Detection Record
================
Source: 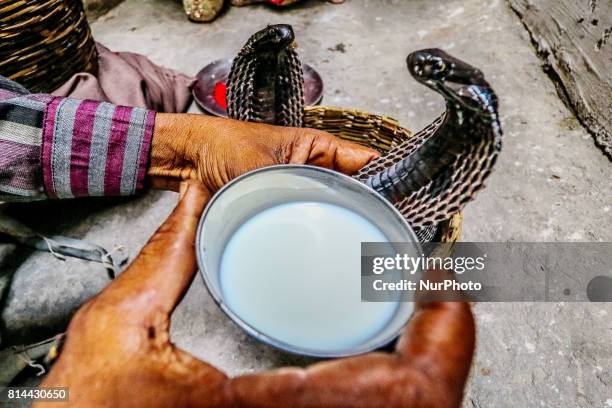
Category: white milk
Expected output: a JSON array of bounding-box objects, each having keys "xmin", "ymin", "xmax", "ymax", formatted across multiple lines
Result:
[{"xmin": 220, "ymin": 201, "xmax": 398, "ymax": 352}]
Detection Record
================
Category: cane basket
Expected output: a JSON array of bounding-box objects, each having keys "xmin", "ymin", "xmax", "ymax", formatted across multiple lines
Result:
[
  {"xmin": 304, "ymin": 105, "xmax": 463, "ymax": 244},
  {"xmin": 0, "ymin": 0, "xmax": 98, "ymax": 93}
]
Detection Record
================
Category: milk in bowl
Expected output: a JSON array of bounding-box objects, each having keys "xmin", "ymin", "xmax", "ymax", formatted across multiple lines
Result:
[{"xmin": 196, "ymin": 165, "xmax": 420, "ymax": 357}]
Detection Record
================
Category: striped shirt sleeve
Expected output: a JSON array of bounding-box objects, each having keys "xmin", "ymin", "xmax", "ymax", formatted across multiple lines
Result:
[{"xmin": 0, "ymin": 76, "xmax": 155, "ymax": 201}]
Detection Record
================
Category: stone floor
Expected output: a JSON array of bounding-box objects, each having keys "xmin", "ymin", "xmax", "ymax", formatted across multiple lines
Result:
[{"xmin": 2, "ymin": 0, "xmax": 611, "ymax": 406}]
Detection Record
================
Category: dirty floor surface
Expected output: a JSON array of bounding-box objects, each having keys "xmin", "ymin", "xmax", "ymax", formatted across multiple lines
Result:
[{"xmin": 3, "ymin": 0, "xmax": 611, "ymax": 406}]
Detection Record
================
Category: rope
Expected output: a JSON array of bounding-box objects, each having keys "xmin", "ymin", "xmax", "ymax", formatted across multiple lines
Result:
[{"xmin": 41, "ymin": 236, "xmax": 67, "ymax": 261}]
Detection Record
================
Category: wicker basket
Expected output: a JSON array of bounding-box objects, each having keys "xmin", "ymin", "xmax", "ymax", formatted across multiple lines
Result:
[
  {"xmin": 304, "ymin": 105, "xmax": 463, "ymax": 244},
  {"xmin": 0, "ymin": 0, "xmax": 98, "ymax": 93}
]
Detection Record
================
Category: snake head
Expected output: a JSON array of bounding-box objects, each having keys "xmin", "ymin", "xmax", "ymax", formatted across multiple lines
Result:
[
  {"xmin": 246, "ymin": 24, "xmax": 296, "ymax": 54},
  {"xmin": 407, "ymin": 49, "xmax": 496, "ymax": 115}
]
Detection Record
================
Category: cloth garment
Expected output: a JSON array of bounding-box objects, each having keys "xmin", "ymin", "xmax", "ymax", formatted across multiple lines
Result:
[
  {"xmin": 0, "ymin": 44, "xmax": 195, "ymax": 203},
  {"xmin": 0, "ymin": 42, "xmax": 196, "ymax": 384},
  {"xmin": 54, "ymin": 44, "xmax": 195, "ymax": 113},
  {"xmin": 0, "ymin": 75, "xmax": 154, "ymax": 201}
]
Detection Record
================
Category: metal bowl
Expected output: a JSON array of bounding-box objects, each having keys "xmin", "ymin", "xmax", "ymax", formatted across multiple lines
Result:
[
  {"xmin": 192, "ymin": 58, "xmax": 324, "ymax": 117},
  {"xmin": 196, "ymin": 165, "xmax": 421, "ymax": 358}
]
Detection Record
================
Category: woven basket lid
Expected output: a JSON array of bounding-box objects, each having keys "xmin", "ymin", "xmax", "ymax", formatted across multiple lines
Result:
[{"xmin": 0, "ymin": 0, "xmax": 98, "ymax": 92}]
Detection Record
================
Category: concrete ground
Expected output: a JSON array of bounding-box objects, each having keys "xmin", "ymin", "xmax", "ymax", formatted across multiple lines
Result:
[{"xmin": 2, "ymin": 0, "xmax": 611, "ymax": 406}]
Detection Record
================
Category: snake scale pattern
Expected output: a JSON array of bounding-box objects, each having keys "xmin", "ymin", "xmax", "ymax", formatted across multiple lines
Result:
[
  {"xmin": 227, "ymin": 25, "xmax": 305, "ymax": 128},
  {"xmin": 226, "ymin": 25, "xmax": 502, "ymax": 243}
]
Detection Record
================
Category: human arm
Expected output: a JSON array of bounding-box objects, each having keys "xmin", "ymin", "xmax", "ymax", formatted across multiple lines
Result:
[
  {"xmin": 0, "ymin": 76, "xmax": 376, "ymax": 201},
  {"xmin": 0, "ymin": 75, "xmax": 154, "ymax": 201},
  {"xmin": 36, "ymin": 182, "xmax": 475, "ymax": 408}
]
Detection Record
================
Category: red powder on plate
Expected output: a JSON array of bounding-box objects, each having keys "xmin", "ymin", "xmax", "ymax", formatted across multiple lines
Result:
[
  {"xmin": 214, "ymin": 82, "xmax": 228, "ymax": 109},
  {"xmin": 268, "ymin": 0, "xmax": 284, "ymax": 4}
]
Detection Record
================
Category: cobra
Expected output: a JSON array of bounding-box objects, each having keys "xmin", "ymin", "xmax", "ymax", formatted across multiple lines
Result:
[
  {"xmin": 358, "ymin": 49, "xmax": 503, "ymax": 241},
  {"xmin": 226, "ymin": 26, "xmax": 502, "ymax": 242},
  {"xmin": 226, "ymin": 24, "xmax": 304, "ymax": 127}
]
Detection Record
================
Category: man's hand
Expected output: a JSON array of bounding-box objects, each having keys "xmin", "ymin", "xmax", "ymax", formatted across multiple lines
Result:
[
  {"xmin": 37, "ymin": 182, "xmax": 475, "ymax": 408},
  {"xmin": 148, "ymin": 114, "xmax": 378, "ymax": 192},
  {"xmin": 36, "ymin": 183, "xmax": 227, "ymax": 407}
]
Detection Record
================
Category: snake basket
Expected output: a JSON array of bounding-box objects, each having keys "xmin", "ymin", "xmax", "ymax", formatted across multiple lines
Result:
[
  {"xmin": 304, "ymin": 105, "xmax": 463, "ymax": 244},
  {"xmin": 0, "ymin": 0, "xmax": 98, "ymax": 93}
]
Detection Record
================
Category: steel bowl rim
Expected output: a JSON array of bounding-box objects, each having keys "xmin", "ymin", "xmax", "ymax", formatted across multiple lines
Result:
[{"xmin": 195, "ymin": 164, "xmax": 421, "ymax": 358}]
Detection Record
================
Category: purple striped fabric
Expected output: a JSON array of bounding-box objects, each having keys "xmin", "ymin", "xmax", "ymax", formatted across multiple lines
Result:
[
  {"xmin": 41, "ymin": 98, "xmax": 155, "ymax": 198},
  {"xmin": 0, "ymin": 139, "xmax": 41, "ymax": 190},
  {"xmin": 0, "ymin": 76, "xmax": 47, "ymax": 199},
  {"xmin": 137, "ymin": 110, "xmax": 156, "ymax": 191},
  {"xmin": 0, "ymin": 89, "xmax": 15, "ymax": 99},
  {"xmin": 44, "ymin": 100, "xmax": 156, "ymax": 198},
  {"xmin": 28, "ymin": 94, "xmax": 55, "ymax": 104},
  {"xmin": 104, "ymin": 106, "xmax": 131, "ymax": 195},
  {"xmin": 70, "ymin": 100, "xmax": 98, "ymax": 197},
  {"xmin": 41, "ymin": 97, "xmax": 62, "ymax": 198},
  {"xmin": 1, "ymin": 74, "xmax": 156, "ymax": 201}
]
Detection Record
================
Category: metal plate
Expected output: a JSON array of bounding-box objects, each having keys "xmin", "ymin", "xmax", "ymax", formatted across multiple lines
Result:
[{"xmin": 192, "ymin": 58, "xmax": 324, "ymax": 117}]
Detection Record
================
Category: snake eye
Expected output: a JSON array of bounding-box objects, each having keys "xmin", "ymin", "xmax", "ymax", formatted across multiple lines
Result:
[
  {"xmin": 413, "ymin": 63, "xmax": 424, "ymax": 76},
  {"xmin": 432, "ymin": 59, "xmax": 446, "ymax": 76}
]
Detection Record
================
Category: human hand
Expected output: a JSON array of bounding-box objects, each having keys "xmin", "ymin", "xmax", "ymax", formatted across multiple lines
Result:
[
  {"xmin": 37, "ymin": 182, "xmax": 474, "ymax": 408},
  {"xmin": 228, "ymin": 270, "xmax": 475, "ymax": 408},
  {"xmin": 36, "ymin": 182, "xmax": 226, "ymax": 407},
  {"xmin": 148, "ymin": 114, "xmax": 378, "ymax": 192}
]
